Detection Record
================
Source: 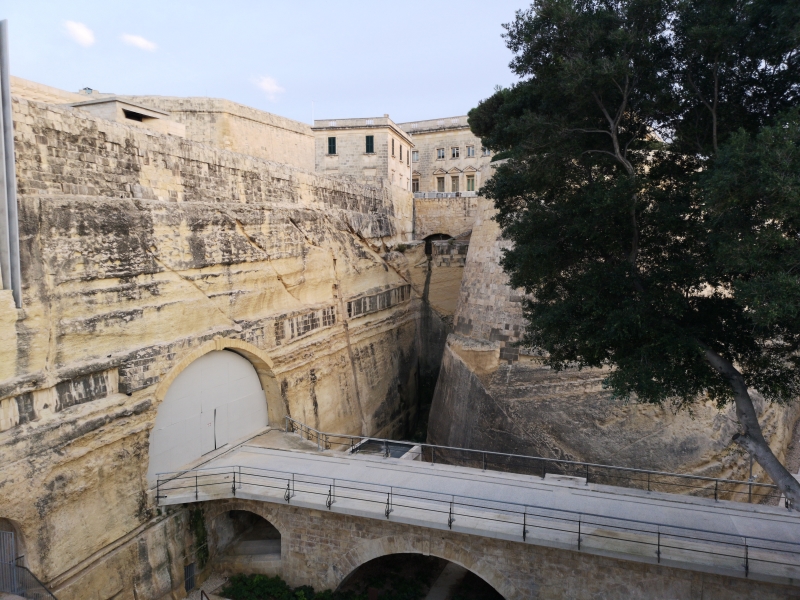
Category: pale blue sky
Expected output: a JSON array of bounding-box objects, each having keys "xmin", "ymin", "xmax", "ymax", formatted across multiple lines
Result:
[{"xmin": 0, "ymin": 1, "xmax": 524, "ymax": 124}]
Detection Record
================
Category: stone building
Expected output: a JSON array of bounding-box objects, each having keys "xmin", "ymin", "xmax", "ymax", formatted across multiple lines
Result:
[{"xmin": 312, "ymin": 115, "xmax": 413, "ymax": 189}]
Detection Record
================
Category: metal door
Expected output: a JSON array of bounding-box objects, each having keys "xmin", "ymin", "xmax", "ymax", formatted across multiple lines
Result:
[{"xmin": 0, "ymin": 530, "xmax": 17, "ymax": 593}]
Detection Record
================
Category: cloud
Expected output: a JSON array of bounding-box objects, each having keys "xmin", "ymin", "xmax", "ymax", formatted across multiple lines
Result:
[
  {"xmin": 253, "ymin": 76, "xmax": 285, "ymax": 102},
  {"xmin": 121, "ymin": 33, "xmax": 157, "ymax": 52},
  {"xmin": 64, "ymin": 21, "xmax": 95, "ymax": 47}
]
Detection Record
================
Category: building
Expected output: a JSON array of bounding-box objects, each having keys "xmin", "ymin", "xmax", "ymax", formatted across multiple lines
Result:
[
  {"xmin": 312, "ymin": 115, "xmax": 413, "ymax": 189},
  {"xmin": 399, "ymin": 116, "xmax": 493, "ymax": 195}
]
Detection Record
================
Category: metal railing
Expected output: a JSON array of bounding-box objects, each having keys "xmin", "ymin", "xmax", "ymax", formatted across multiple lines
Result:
[
  {"xmin": 0, "ymin": 562, "xmax": 58, "ymax": 600},
  {"xmin": 283, "ymin": 416, "xmax": 781, "ymax": 505},
  {"xmin": 155, "ymin": 463, "xmax": 800, "ymax": 585}
]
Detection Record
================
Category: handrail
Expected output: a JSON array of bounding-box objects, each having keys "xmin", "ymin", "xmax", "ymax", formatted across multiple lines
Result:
[
  {"xmin": 154, "ymin": 463, "xmax": 800, "ymax": 585},
  {"xmin": 282, "ymin": 416, "xmax": 779, "ymax": 505},
  {"xmin": 0, "ymin": 562, "xmax": 58, "ymax": 599}
]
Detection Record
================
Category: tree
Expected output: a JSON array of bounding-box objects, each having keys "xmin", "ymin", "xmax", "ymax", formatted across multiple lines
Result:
[{"xmin": 469, "ymin": 0, "xmax": 800, "ymax": 506}]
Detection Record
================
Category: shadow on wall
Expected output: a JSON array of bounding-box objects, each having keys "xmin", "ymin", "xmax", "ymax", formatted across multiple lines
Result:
[
  {"xmin": 336, "ymin": 553, "xmax": 503, "ymax": 600},
  {"xmin": 211, "ymin": 510, "xmax": 281, "ymax": 577}
]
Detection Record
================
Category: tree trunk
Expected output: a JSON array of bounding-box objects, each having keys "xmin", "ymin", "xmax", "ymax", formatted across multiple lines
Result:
[{"xmin": 703, "ymin": 347, "xmax": 800, "ymax": 509}]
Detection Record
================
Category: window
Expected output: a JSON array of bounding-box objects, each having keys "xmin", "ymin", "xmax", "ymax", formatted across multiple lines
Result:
[
  {"xmin": 412, "ymin": 150, "xmax": 419, "ymax": 162},
  {"xmin": 451, "ymin": 176, "xmax": 459, "ymax": 193},
  {"xmin": 451, "ymin": 147, "xmax": 460, "ymax": 159},
  {"xmin": 482, "ymin": 146, "xmax": 490, "ymax": 156},
  {"xmin": 466, "ymin": 145, "xmax": 475, "ymax": 157},
  {"xmin": 437, "ymin": 177, "xmax": 445, "ymax": 192},
  {"xmin": 328, "ymin": 137, "xmax": 336, "ymax": 155},
  {"xmin": 466, "ymin": 175, "xmax": 475, "ymax": 191},
  {"xmin": 366, "ymin": 135, "xmax": 374, "ymax": 153},
  {"xmin": 400, "ymin": 145, "xmax": 403, "ymax": 162},
  {"xmin": 412, "ymin": 179, "xmax": 420, "ymax": 192},
  {"xmin": 436, "ymin": 148, "xmax": 445, "ymax": 160},
  {"xmin": 392, "ymin": 139, "xmax": 395, "ymax": 156}
]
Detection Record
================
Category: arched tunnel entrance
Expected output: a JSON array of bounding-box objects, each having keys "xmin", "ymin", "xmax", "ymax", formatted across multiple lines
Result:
[
  {"xmin": 337, "ymin": 553, "xmax": 504, "ymax": 600},
  {"xmin": 211, "ymin": 510, "xmax": 281, "ymax": 576}
]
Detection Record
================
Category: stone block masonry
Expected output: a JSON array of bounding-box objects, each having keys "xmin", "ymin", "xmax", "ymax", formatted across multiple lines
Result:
[{"xmin": 186, "ymin": 499, "xmax": 799, "ymax": 600}]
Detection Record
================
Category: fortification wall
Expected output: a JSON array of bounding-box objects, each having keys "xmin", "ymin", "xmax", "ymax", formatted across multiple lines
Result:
[
  {"xmin": 429, "ymin": 197, "xmax": 799, "ymax": 485},
  {"xmin": 119, "ymin": 95, "xmax": 317, "ymax": 171},
  {"xmin": 413, "ymin": 195, "xmax": 478, "ymax": 239},
  {"xmin": 0, "ymin": 96, "xmax": 421, "ymax": 596}
]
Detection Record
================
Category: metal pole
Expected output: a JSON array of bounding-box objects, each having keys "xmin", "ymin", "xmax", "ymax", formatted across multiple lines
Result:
[
  {"xmin": 578, "ymin": 516, "xmax": 581, "ymax": 550},
  {"xmin": 523, "ymin": 509, "xmax": 527, "ymax": 541},
  {"xmin": 0, "ymin": 21, "xmax": 20, "ymax": 308},
  {"xmin": 657, "ymin": 529, "xmax": 661, "ymax": 563},
  {"xmin": 744, "ymin": 538, "xmax": 749, "ymax": 577},
  {"xmin": 195, "ymin": 475, "xmax": 198, "ymax": 501},
  {"xmin": 232, "ymin": 470, "xmax": 236, "ymax": 496}
]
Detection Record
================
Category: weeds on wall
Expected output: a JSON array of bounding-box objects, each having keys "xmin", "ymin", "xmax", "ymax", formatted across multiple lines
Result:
[{"xmin": 189, "ymin": 507, "xmax": 209, "ymax": 569}]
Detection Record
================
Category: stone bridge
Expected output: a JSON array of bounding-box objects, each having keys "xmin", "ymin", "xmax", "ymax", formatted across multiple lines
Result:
[{"xmin": 156, "ymin": 430, "xmax": 800, "ymax": 599}]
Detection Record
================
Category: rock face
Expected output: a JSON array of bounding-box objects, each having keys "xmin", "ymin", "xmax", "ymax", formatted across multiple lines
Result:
[
  {"xmin": 429, "ymin": 197, "xmax": 799, "ymax": 484},
  {"xmin": 0, "ymin": 96, "xmax": 432, "ymax": 599}
]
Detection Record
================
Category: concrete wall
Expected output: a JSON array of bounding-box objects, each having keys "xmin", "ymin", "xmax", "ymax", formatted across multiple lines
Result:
[{"xmin": 0, "ymin": 95, "xmax": 424, "ymax": 598}]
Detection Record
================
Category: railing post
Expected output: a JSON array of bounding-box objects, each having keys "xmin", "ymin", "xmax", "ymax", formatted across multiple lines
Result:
[
  {"xmin": 326, "ymin": 485, "xmax": 333, "ymax": 509},
  {"xmin": 195, "ymin": 475, "xmax": 198, "ymax": 501},
  {"xmin": 578, "ymin": 516, "xmax": 581, "ymax": 550},
  {"xmin": 385, "ymin": 493, "xmax": 391, "ymax": 519},
  {"xmin": 523, "ymin": 509, "xmax": 527, "ymax": 541},
  {"xmin": 384, "ymin": 440, "xmax": 389, "ymax": 458},
  {"xmin": 585, "ymin": 464, "xmax": 589, "ymax": 485},
  {"xmin": 748, "ymin": 479, "xmax": 753, "ymax": 503},
  {"xmin": 239, "ymin": 466, "xmax": 242, "ymax": 490},
  {"xmin": 232, "ymin": 470, "xmax": 236, "ymax": 496},
  {"xmin": 744, "ymin": 538, "xmax": 749, "ymax": 577},
  {"xmin": 714, "ymin": 480, "xmax": 718, "ymax": 501},
  {"xmin": 448, "ymin": 497, "xmax": 454, "ymax": 529},
  {"xmin": 482, "ymin": 452, "xmax": 486, "ymax": 471},
  {"xmin": 542, "ymin": 459, "xmax": 546, "ymax": 479},
  {"xmin": 156, "ymin": 479, "xmax": 160, "ymax": 506},
  {"xmin": 432, "ymin": 447, "xmax": 435, "ymax": 464},
  {"xmin": 285, "ymin": 480, "xmax": 291, "ymax": 503},
  {"xmin": 657, "ymin": 529, "xmax": 661, "ymax": 563}
]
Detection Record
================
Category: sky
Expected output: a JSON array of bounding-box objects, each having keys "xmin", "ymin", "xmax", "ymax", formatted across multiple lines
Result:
[{"xmin": 0, "ymin": 0, "xmax": 526, "ymax": 124}]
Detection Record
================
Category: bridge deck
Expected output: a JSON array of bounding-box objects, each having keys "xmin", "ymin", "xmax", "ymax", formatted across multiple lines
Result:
[{"xmin": 156, "ymin": 430, "xmax": 800, "ymax": 586}]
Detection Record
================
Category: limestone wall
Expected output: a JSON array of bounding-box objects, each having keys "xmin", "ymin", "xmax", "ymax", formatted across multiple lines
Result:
[
  {"xmin": 430, "ymin": 197, "xmax": 800, "ymax": 485},
  {"xmin": 119, "ymin": 96, "xmax": 316, "ymax": 171},
  {"xmin": 0, "ymin": 95, "xmax": 424, "ymax": 597},
  {"xmin": 413, "ymin": 195, "xmax": 478, "ymax": 239}
]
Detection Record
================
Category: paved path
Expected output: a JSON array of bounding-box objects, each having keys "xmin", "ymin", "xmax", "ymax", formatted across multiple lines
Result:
[{"xmin": 157, "ymin": 432, "xmax": 800, "ymax": 585}]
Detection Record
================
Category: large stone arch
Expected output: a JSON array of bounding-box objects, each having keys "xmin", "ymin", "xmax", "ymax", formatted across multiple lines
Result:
[
  {"xmin": 201, "ymin": 499, "xmax": 289, "ymax": 566},
  {"xmin": 329, "ymin": 535, "xmax": 518, "ymax": 600},
  {"xmin": 154, "ymin": 337, "xmax": 284, "ymax": 426},
  {"xmin": 147, "ymin": 338, "xmax": 284, "ymax": 483}
]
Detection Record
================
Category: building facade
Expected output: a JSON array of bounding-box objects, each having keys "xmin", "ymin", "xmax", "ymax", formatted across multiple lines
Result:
[
  {"xmin": 312, "ymin": 115, "xmax": 413, "ymax": 189},
  {"xmin": 399, "ymin": 116, "xmax": 493, "ymax": 195}
]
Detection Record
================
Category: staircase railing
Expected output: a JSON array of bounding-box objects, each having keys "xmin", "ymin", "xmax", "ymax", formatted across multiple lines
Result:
[{"xmin": 0, "ymin": 562, "xmax": 58, "ymax": 600}]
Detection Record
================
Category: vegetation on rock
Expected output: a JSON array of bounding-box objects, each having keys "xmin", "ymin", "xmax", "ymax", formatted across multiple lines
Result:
[{"xmin": 469, "ymin": 0, "xmax": 800, "ymax": 505}]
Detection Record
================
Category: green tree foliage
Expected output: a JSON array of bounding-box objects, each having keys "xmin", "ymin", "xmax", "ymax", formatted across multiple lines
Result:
[{"xmin": 469, "ymin": 0, "xmax": 800, "ymax": 504}]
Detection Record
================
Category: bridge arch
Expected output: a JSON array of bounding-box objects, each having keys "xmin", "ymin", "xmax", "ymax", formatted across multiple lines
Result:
[
  {"xmin": 147, "ymin": 338, "xmax": 283, "ymax": 483},
  {"xmin": 330, "ymin": 536, "xmax": 517, "ymax": 600}
]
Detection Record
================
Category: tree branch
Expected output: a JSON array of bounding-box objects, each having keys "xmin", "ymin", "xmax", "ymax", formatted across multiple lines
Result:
[{"xmin": 702, "ymin": 345, "xmax": 800, "ymax": 509}]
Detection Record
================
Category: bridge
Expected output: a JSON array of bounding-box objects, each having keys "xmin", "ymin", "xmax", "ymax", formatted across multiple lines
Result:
[{"xmin": 155, "ymin": 419, "xmax": 800, "ymax": 599}]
